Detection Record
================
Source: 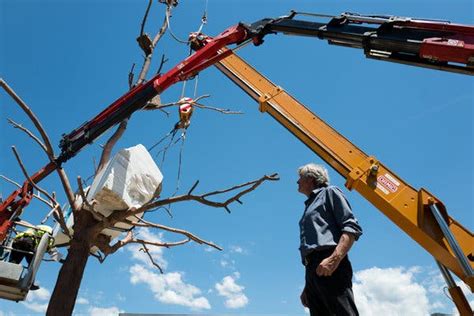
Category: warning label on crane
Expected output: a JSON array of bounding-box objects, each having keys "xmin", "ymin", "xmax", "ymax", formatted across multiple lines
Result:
[{"xmin": 376, "ymin": 174, "xmax": 400, "ymax": 195}]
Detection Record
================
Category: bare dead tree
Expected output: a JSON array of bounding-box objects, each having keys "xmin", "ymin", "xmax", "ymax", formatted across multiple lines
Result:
[
  {"xmin": 1, "ymin": 2, "xmax": 277, "ymax": 316},
  {"xmin": 46, "ymin": 2, "xmax": 184, "ymax": 313},
  {"xmin": 1, "ymin": 81, "xmax": 72, "ymax": 239}
]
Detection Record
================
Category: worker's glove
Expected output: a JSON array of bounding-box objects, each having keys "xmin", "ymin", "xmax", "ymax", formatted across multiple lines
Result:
[{"xmin": 47, "ymin": 247, "xmax": 63, "ymax": 262}]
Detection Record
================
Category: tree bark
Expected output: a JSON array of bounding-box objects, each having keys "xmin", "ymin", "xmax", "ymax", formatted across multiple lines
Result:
[{"xmin": 46, "ymin": 211, "xmax": 99, "ymax": 316}]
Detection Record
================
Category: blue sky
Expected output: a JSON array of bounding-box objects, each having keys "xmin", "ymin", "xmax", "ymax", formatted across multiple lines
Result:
[{"xmin": 1, "ymin": 0, "xmax": 473, "ymax": 315}]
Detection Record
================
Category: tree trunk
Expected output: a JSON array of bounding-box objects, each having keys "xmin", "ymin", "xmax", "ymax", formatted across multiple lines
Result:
[{"xmin": 46, "ymin": 211, "xmax": 98, "ymax": 316}]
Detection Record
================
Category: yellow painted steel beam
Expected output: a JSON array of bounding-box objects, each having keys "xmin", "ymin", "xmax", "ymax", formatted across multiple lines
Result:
[{"xmin": 214, "ymin": 51, "xmax": 474, "ymax": 291}]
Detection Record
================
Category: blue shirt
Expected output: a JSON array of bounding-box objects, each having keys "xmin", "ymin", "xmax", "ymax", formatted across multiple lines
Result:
[{"xmin": 299, "ymin": 186, "xmax": 363, "ymax": 262}]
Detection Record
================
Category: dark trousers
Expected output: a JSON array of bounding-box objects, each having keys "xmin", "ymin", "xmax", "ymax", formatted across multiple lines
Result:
[
  {"xmin": 9, "ymin": 236, "xmax": 35, "ymax": 265},
  {"xmin": 305, "ymin": 248, "xmax": 359, "ymax": 316}
]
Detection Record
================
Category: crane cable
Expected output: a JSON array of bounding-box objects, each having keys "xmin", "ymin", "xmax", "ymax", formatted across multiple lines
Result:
[
  {"xmin": 196, "ymin": 0, "xmax": 208, "ymax": 34},
  {"xmin": 166, "ymin": 0, "xmax": 209, "ymax": 45},
  {"xmin": 156, "ymin": 0, "xmax": 209, "ymax": 193},
  {"xmin": 165, "ymin": 6, "xmax": 189, "ymax": 44}
]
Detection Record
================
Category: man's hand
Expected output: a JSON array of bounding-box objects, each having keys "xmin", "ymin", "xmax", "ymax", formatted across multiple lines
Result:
[
  {"xmin": 300, "ymin": 288, "xmax": 309, "ymax": 307},
  {"xmin": 316, "ymin": 255, "xmax": 341, "ymax": 276},
  {"xmin": 317, "ymin": 233, "xmax": 355, "ymax": 276}
]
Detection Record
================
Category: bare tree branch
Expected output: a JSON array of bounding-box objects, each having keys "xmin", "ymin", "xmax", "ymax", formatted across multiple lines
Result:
[
  {"xmin": 149, "ymin": 94, "xmax": 210, "ymax": 111},
  {"xmin": 1, "ymin": 79, "xmax": 55, "ymax": 159},
  {"xmin": 135, "ymin": 173, "xmax": 279, "ymax": 215},
  {"xmin": 128, "ymin": 63, "xmax": 136, "ymax": 89},
  {"xmin": 56, "ymin": 167, "xmax": 76, "ymax": 210},
  {"xmin": 152, "ymin": 4, "xmax": 172, "ymax": 47},
  {"xmin": 136, "ymin": 237, "xmax": 190, "ymax": 249},
  {"xmin": 136, "ymin": 238, "xmax": 194, "ymax": 273},
  {"xmin": 76, "ymin": 176, "xmax": 94, "ymax": 210},
  {"xmin": 93, "ymin": 229, "xmax": 190, "ymax": 271},
  {"xmin": 1, "ymin": 167, "xmax": 72, "ymax": 239},
  {"xmin": 0, "ymin": 174, "xmax": 21, "ymax": 188},
  {"xmin": 51, "ymin": 204, "xmax": 72, "ymax": 240},
  {"xmin": 3, "ymin": 118, "xmax": 78, "ymax": 212},
  {"xmin": 156, "ymin": 54, "xmax": 168, "ymax": 75},
  {"xmin": 159, "ymin": 205, "xmax": 173, "ymax": 218},
  {"xmin": 139, "ymin": 0, "xmax": 153, "ymax": 38},
  {"xmin": 11, "ymin": 146, "xmax": 57, "ymax": 203},
  {"xmin": 3, "ymin": 170, "xmax": 71, "ymax": 240},
  {"xmin": 146, "ymin": 98, "xmax": 185, "ymax": 110},
  {"xmin": 94, "ymin": 174, "xmax": 277, "ymax": 239},
  {"xmin": 188, "ymin": 180, "xmax": 199, "ymax": 195},
  {"xmin": 0, "ymin": 174, "xmax": 53, "ymax": 207},
  {"xmin": 1, "ymin": 173, "xmax": 68, "ymax": 231},
  {"xmin": 201, "ymin": 175, "xmax": 276, "ymax": 198},
  {"xmin": 41, "ymin": 206, "xmax": 57, "ymax": 224},
  {"xmin": 194, "ymin": 102, "xmax": 243, "ymax": 115},
  {"xmin": 1, "ymin": 79, "xmax": 76, "ymax": 208},
  {"xmin": 127, "ymin": 215, "xmax": 222, "ymax": 250},
  {"xmin": 13, "ymin": 219, "xmax": 39, "ymax": 231},
  {"xmin": 95, "ymin": 1, "xmax": 175, "ymax": 180},
  {"xmin": 140, "ymin": 243, "xmax": 164, "ymax": 273},
  {"xmin": 189, "ymin": 94, "xmax": 209, "ymax": 103},
  {"xmin": 89, "ymin": 251, "xmax": 105, "ymax": 263},
  {"xmin": 96, "ymin": 231, "xmax": 134, "ymax": 257},
  {"xmin": 7, "ymin": 118, "xmax": 49, "ymax": 154},
  {"xmin": 145, "ymin": 94, "xmax": 162, "ymax": 109},
  {"xmin": 136, "ymin": 2, "xmax": 172, "ymax": 85},
  {"xmin": 144, "ymin": 94, "xmax": 242, "ymax": 116},
  {"xmin": 75, "ymin": 176, "xmax": 107, "ymax": 225},
  {"xmin": 96, "ymin": 120, "xmax": 128, "ymax": 175},
  {"xmin": 36, "ymin": 194, "xmax": 55, "ymax": 209}
]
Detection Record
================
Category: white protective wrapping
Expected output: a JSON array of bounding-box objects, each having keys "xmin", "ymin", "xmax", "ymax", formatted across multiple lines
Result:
[
  {"xmin": 52, "ymin": 144, "xmax": 163, "ymax": 246},
  {"xmin": 87, "ymin": 144, "xmax": 163, "ymax": 232}
]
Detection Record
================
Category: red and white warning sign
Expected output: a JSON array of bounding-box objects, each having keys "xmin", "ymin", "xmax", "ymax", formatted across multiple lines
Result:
[{"xmin": 376, "ymin": 173, "xmax": 400, "ymax": 195}]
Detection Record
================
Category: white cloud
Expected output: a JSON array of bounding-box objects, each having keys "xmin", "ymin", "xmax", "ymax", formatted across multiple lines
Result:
[
  {"xmin": 215, "ymin": 272, "xmax": 248, "ymax": 309},
  {"xmin": 116, "ymin": 293, "xmax": 126, "ymax": 301},
  {"xmin": 89, "ymin": 306, "xmax": 124, "ymax": 316},
  {"xmin": 130, "ymin": 264, "xmax": 211, "ymax": 309},
  {"xmin": 204, "ymin": 246, "xmax": 217, "ymax": 252},
  {"xmin": 423, "ymin": 267, "xmax": 446, "ymax": 296},
  {"xmin": 420, "ymin": 267, "xmax": 448, "ymax": 310},
  {"xmin": 127, "ymin": 228, "xmax": 167, "ymax": 270},
  {"xmin": 353, "ymin": 266, "xmax": 430, "ymax": 316},
  {"xmin": 418, "ymin": 265, "xmax": 474, "ymax": 313},
  {"xmin": 22, "ymin": 287, "xmax": 51, "ymax": 313},
  {"xmin": 219, "ymin": 256, "xmax": 236, "ymax": 269},
  {"xmin": 352, "ymin": 265, "xmax": 474, "ymax": 315},
  {"xmin": 22, "ymin": 302, "xmax": 49, "ymax": 313},
  {"xmin": 229, "ymin": 245, "xmax": 245, "ymax": 254},
  {"xmin": 127, "ymin": 228, "xmax": 211, "ymax": 310},
  {"xmin": 26, "ymin": 287, "xmax": 50, "ymax": 301},
  {"xmin": 77, "ymin": 297, "xmax": 89, "ymax": 305}
]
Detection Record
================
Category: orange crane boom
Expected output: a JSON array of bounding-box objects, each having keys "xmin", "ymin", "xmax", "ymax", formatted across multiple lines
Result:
[{"xmin": 210, "ymin": 50, "xmax": 473, "ymax": 315}]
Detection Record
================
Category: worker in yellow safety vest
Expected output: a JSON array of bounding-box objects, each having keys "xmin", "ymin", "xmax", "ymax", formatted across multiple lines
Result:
[{"xmin": 8, "ymin": 225, "xmax": 53, "ymax": 265}]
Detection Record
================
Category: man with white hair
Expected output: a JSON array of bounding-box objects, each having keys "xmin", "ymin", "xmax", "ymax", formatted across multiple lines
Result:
[{"xmin": 297, "ymin": 163, "xmax": 362, "ymax": 316}]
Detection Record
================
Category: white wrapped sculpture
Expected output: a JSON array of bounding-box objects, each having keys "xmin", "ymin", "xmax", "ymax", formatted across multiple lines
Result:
[{"xmin": 52, "ymin": 144, "xmax": 163, "ymax": 246}]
